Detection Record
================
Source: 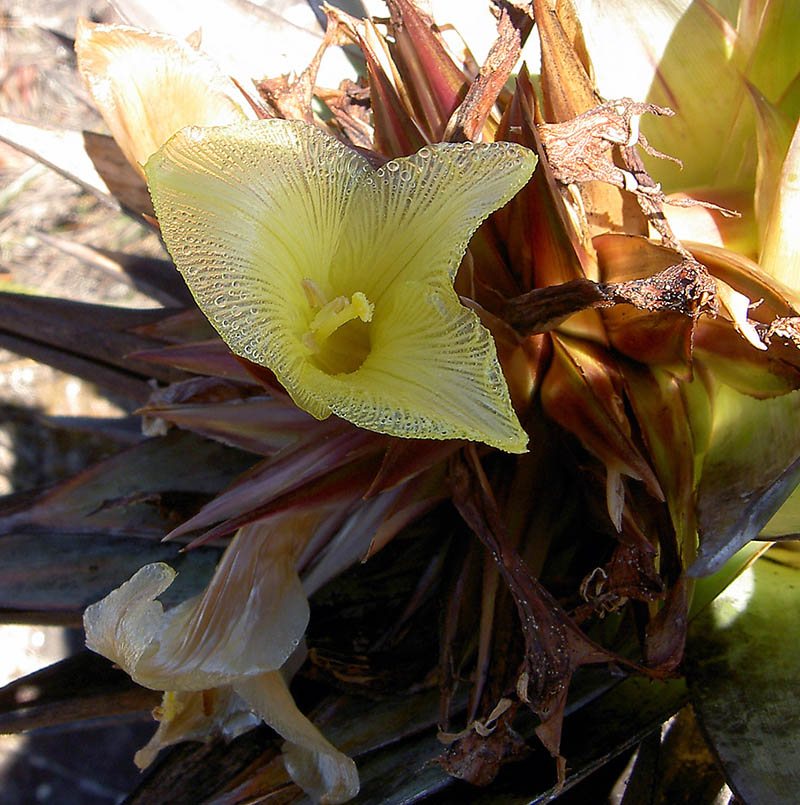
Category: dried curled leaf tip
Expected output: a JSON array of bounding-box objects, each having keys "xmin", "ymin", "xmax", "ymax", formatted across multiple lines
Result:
[
  {"xmin": 538, "ymin": 98, "xmax": 677, "ymax": 191},
  {"xmin": 145, "ymin": 119, "xmax": 537, "ymax": 452}
]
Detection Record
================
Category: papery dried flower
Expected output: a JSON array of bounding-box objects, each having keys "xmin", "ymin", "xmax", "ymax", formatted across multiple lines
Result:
[
  {"xmin": 132, "ymin": 687, "xmax": 258, "ymax": 769},
  {"xmin": 145, "ymin": 119, "xmax": 536, "ymax": 451},
  {"xmin": 83, "ymin": 521, "xmax": 359, "ymax": 803},
  {"xmin": 75, "ymin": 19, "xmax": 251, "ymax": 174}
]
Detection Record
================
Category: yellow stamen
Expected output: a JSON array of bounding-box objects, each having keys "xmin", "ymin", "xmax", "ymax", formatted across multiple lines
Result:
[
  {"xmin": 300, "ymin": 278, "xmax": 374, "ymax": 355},
  {"xmin": 300, "ymin": 277, "xmax": 328, "ymax": 309},
  {"xmin": 310, "ymin": 292, "xmax": 373, "ymax": 342}
]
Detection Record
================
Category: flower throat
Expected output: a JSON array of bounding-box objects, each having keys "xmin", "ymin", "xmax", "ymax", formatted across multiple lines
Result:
[{"xmin": 300, "ymin": 278, "xmax": 373, "ymax": 375}]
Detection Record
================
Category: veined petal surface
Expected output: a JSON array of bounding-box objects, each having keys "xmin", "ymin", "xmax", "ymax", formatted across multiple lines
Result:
[
  {"xmin": 334, "ymin": 141, "xmax": 536, "ymax": 298},
  {"xmin": 313, "ymin": 282, "xmax": 527, "ymax": 449},
  {"xmin": 146, "ymin": 119, "xmax": 536, "ymax": 452},
  {"xmin": 146, "ymin": 121, "xmax": 370, "ymax": 419}
]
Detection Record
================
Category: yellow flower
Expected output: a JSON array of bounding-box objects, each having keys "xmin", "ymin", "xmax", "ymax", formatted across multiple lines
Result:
[{"xmin": 144, "ymin": 119, "xmax": 536, "ymax": 452}]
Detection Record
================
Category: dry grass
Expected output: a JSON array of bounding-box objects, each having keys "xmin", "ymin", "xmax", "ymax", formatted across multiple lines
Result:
[{"xmin": 0, "ymin": 1, "xmax": 166, "ymax": 494}]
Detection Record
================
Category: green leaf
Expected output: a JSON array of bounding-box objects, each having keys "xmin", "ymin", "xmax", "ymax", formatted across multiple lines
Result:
[
  {"xmin": 747, "ymin": 81, "xmax": 797, "ymax": 246},
  {"xmin": 760, "ymin": 116, "xmax": 800, "ymax": 288},
  {"xmin": 577, "ymin": 0, "xmax": 748, "ymax": 191},
  {"xmin": 576, "ymin": 0, "xmax": 800, "ymax": 194},
  {"xmin": 689, "ymin": 543, "xmax": 766, "ymax": 620},
  {"xmin": 738, "ymin": 0, "xmax": 800, "ymax": 104},
  {"xmin": 687, "ymin": 553, "xmax": 800, "ymax": 803},
  {"xmin": 692, "ymin": 385, "xmax": 800, "ymax": 575},
  {"xmin": 761, "ymin": 481, "xmax": 800, "ymax": 537}
]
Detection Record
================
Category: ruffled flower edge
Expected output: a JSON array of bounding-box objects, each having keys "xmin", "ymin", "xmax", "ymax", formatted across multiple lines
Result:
[{"xmin": 144, "ymin": 119, "xmax": 535, "ymax": 453}]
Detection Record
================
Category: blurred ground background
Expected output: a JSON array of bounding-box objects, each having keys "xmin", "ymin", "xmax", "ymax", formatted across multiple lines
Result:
[
  {"xmin": 0, "ymin": 0, "xmax": 160, "ymax": 493},
  {"xmin": 1, "ymin": 1, "xmax": 162, "ymax": 801}
]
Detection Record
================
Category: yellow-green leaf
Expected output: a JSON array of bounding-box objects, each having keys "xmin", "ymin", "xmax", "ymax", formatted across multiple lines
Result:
[
  {"xmin": 692, "ymin": 385, "xmax": 800, "ymax": 574},
  {"xmin": 760, "ymin": 116, "xmax": 800, "ymax": 289},
  {"xmin": 576, "ymin": 0, "xmax": 800, "ymax": 193},
  {"xmin": 688, "ymin": 554, "xmax": 800, "ymax": 804},
  {"xmin": 747, "ymin": 81, "xmax": 796, "ymax": 246}
]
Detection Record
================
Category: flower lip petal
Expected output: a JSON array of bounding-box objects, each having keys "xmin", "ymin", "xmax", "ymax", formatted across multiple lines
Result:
[
  {"xmin": 83, "ymin": 562, "xmax": 175, "ymax": 675},
  {"xmin": 299, "ymin": 282, "xmax": 531, "ymax": 452},
  {"xmin": 146, "ymin": 119, "xmax": 535, "ymax": 451},
  {"xmin": 333, "ymin": 139, "xmax": 538, "ymax": 300}
]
